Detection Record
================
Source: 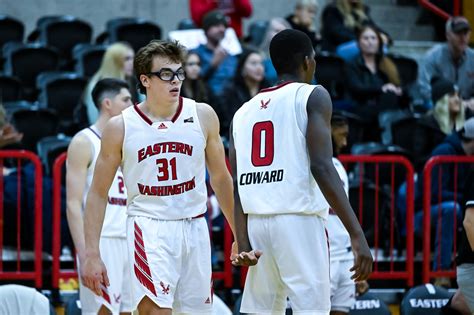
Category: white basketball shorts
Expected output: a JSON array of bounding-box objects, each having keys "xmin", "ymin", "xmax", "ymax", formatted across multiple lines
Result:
[
  {"xmin": 241, "ymin": 213, "xmax": 331, "ymax": 315},
  {"xmin": 79, "ymin": 236, "xmax": 132, "ymax": 314},
  {"xmin": 330, "ymin": 258, "xmax": 355, "ymax": 312},
  {"xmin": 127, "ymin": 215, "xmax": 213, "ymax": 313}
]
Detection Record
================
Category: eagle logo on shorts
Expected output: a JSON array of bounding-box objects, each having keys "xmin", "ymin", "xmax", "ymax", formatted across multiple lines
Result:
[{"xmin": 160, "ymin": 281, "xmax": 170, "ymax": 295}]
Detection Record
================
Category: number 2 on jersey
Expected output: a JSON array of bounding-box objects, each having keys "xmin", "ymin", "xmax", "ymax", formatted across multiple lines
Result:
[
  {"xmin": 251, "ymin": 121, "xmax": 274, "ymax": 166},
  {"xmin": 156, "ymin": 157, "xmax": 178, "ymax": 181}
]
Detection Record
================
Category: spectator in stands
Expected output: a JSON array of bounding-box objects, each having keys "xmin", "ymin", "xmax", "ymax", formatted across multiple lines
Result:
[
  {"xmin": 418, "ymin": 16, "xmax": 474, "ymax": 110},
  {"xmin": 0, "ymin": 105, "xmax": 22, "ymax": 149},
  {"xmin": 415, "ymin": 77, "xmax": 465, "ymax": 169},
  {"xmin": 218, "ymin": 48, "xmax": 268, "ymax": 139},
  {"xmin": 193, "ymin": 10, "xmax": 239, "ymax": 97},
  {"xmin": 189, "ymin": 0, "xmax": 253, "ymax": 38},
  {"xmin": 83, "ymin": 42, "xmax": 136, "ymax": 124},
  {"xmin": 180, "ymin": 51, "xmax": 210, "ymax": 104},
  {"xmin": 321, "ymin": 0, "xmax": 390, "ymax": 60},
  {"xmin": 285, "ymin": 0, "xmax": 321, "ymax": 50},
  {"xmin": 345, "ymin": 25, "xmax": 402, "ymax": 140},
  {"xmin": 259, "ymin": 17, "xmax": 291, "ymax": 85},
  {"xmin": 417, "ymin": 118, "xmax": 474, "ymax": 285}
]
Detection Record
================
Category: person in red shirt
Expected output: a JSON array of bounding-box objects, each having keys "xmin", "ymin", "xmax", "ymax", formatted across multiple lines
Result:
[{"xmin": 190, "ymin": 0, "xmax": 253, "ymax": 38}]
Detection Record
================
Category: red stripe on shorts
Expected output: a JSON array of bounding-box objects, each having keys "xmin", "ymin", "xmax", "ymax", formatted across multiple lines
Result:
[{"xmin": 134, "ymin": 222, "xmax": 157, "ymax": 296}]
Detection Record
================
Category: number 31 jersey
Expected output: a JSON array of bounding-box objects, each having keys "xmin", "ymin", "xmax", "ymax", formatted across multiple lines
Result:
[
  {"xmin": 232, "ymin": 82, "xmax": 329, "ymax": 217},
  {"xmin": 121, "ymin": 97, "xmax": 207, "ymax": 220}
]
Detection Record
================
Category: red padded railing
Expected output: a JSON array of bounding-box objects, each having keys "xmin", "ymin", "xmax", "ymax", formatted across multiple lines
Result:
[
  {"xmin": 422, "ymin": 155, "xmax": 474, "ymax": 283},
  {"xmin": 51, "ymin": 152, "xmax": 75, "ymax": 289},
  {"xmin": 239, "ymin": 155, "xmax": 415, "ymax": 288},
  {"xmin": 418, "ymin": 0, "xmax": 461, "ymax": 20},
  {"xmin": 0, "ymin": 150, "xmax": 43, "ymax": 288},
  {"xmin": 339, "ymin": 155, "xmax": 415, "ymax": 286},
  {"xmin": 52, "ymin": 152, "xmax": 233, "ymax": 288}
]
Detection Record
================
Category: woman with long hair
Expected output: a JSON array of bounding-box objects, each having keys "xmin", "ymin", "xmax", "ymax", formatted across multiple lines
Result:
[
  {"xmin": 218, "ymin": 49, "xmax": 269, "ymax": 139},
  {"xmin": 346, "ymin": 25, "xmax": 402, "ymax": 140},
  {"xmin": 321, "ymin": 0, "xmax": 389, "ymax": 60},
  {"xmin": 180, "ymin": 51, "xmax": 210, "ymax": 103},
  {"xmin": 83, "ymin": 42, "xmax": 136, "ymax": 124}
]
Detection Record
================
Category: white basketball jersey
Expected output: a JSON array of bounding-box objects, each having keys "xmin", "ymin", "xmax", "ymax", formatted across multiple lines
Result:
[
  {"xmin": 328, "ymin": 158, "xmax": 353, "ymax": 260},
  {"xmin": 121, "ymin": 97, "xmax": 207, "ymax": 220},
  {"xmin": 232, "ymin": 82, "xmax": 329, "ymax": 217},
  {"xmin": 79, "ymin": 127, "xmax": 127, "ymax": 238}
]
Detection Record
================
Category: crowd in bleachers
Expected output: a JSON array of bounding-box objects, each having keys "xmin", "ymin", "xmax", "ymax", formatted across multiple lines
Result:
[{"xmin": 0, "ymin": 0, "xmax": 473, "ymax": 312}]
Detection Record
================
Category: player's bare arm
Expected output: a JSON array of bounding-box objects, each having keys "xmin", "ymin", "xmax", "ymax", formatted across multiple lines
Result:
[
  {"xmin": 66, "ymin": 134, "xmax": 92, "ymax": 263},
  {"xmin": 306, "ymin": 85, "xmax": 372, "ymax": 282},
  {"xmin": 197, "ymin": 102, "xmax": 235, "ymax": 235},
  {"xmin": 464, "ymin": 207, "xmax": 474, "ymax": 250},
  {"xmin": 229, "ymin": 122, "xmax": 262, "ymax": 266},
  {"xmin": 82, "ymin": 115, "xmax": 124, "ymax": 296}
]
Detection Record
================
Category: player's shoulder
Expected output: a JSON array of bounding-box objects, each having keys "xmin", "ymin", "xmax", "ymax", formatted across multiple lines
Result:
[
  {"xmin": 69, "ymin": 129, "xmax": 92, "ymax": 149},
  {"xmin": 195, "ymin": 102, "xmax": 217, "ymax": 121}
]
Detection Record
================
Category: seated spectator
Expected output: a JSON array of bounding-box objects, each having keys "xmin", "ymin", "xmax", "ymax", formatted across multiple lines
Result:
[
  {"xmin": 189, "ymin": 0, "xmax": 253, "ymax": 38},
  {"xmin": 82, "ymin": 42, "xmax": 137, "ymax": 125},
  {"xmin": 193, "ymin": 10, "xmax": 239, "ymax": 97},
  {"xmin": 411, "ymin": 119, "xmax": 474, "ymax": 284},
  {"xmin": 418, "ymin": 16, "xmax": 474, "ymax": 110},
  {"xmin": 345, "ymin": 25, "xmax": 402, "ymax": 140},
  {"xmin": 259, "ymin": 17, "xmax": 291, "ymax": 85},
  {"xmin": 217, "ymin": 49, "xmax": 268, "ymax": 139},
  {"xmin": 181, "ymin": 51, "xmax": 210, "ymax": 104},
  {"xmin": 415, "ymin": 77, "xmax": 465, "ymax": 169},
  {"xmin": 285, "ymin": 0, "xmax": 321, "ymax": 49},
  {"xmin": 321, "ymin": 0, "xmax": 390, "ymax": 60}
]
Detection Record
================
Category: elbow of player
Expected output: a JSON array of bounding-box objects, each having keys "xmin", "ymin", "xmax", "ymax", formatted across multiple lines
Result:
[{"xmin": 463, "ymin": 215, "xmax": 474, "ymax": 233}]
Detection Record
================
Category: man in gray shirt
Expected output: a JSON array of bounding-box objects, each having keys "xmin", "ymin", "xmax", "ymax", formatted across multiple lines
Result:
[{"xmin": 418, "ymin": 16, "xmax": 474, "ymax": 109}]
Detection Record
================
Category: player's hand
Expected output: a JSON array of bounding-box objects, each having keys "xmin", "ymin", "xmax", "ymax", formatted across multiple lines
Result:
[
  {"xmin": 350, "ymin": 233, "xmax": 373, "ymax": 282},
  {"xmin": 231, "ymin": 250, "xmax": 262, "ymax": 266},
  {"xmin": 80, "ymin": 254, "xmax": 110, "ymax": 297}
]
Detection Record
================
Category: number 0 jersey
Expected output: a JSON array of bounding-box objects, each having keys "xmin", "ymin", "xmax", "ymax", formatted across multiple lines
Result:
[
  {"xmin": 79, "ymin": 127, "xmax": 127, "ymax": 238},
  {"xmin": 232, "ymin": 82, "xmax": 329, "ymax": 217},
  {"xmin": 121, "ymin": 97, "xmax": 207, "ymax": 220}
]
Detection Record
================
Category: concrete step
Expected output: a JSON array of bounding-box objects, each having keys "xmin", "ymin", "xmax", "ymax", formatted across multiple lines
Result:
[
  {"xmin": 389, "ymin": 40, "xmax": 438, "ymax": 63},
  {"xmin": 383, "ymin": 23, "xmax": 435, "ymax": 41},
  {"xmin": 370, "ymin": 5, "xmax": 420, "ymax": 25}
]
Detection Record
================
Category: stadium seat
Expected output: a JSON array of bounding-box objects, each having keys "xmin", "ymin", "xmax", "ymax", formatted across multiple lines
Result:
[
  {"xmin": 2, "ymin": 100, "xmax": 36, "ymax": 119},
  {"xmin": 3, "ymin": 42, "xmax": 59, "ymax": 100},
  {"xmin": 0, "ymin": 15, "xmax": 24, "ymax": 51},
  {"xmin": 388, "ymin": 54, "xmax": 418, "ymax": 87},
  {"xmin": 0, "ymin": 75, "xmax": 22, "ymax": 102},
  {"xmin": 36, "ymin": 71, "xmax": 87, "ymax": 135},
  {"xmin": 97, "ymin": 17, "xmax": 162, "ymax": 52},
  {"xmin": 349, "ymin": 292, "xmax": 391, "ymax": 314},
  {"xmin": 246, "ymin": 20, "xmax": 269, "ymax": 47},
  {"xmin": 33, "ymin": 15, "xmax": 92, "ymax": 69},
  {"xmin": 36, "ymin": 134, "xmax": 71, "ymax": 176},
  {"xmin": 400, "ymin": 284, "xmax": 452, "ymax": 315},
  {"xmin": 72, "ymin": 43, "xmax": 107, "ymax": 77},
  {"xmin": 314, "ymin": 53, "xmax": 346, "ymax": 101},
  {"xmin": 11, "ymin": 108, "xmax": 59, "ymax": 153}
]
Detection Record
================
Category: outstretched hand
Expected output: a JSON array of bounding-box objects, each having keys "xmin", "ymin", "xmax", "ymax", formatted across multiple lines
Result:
[{"xmin": 231, "ymin": 250, "xmax": 262, "ymax": 266}]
